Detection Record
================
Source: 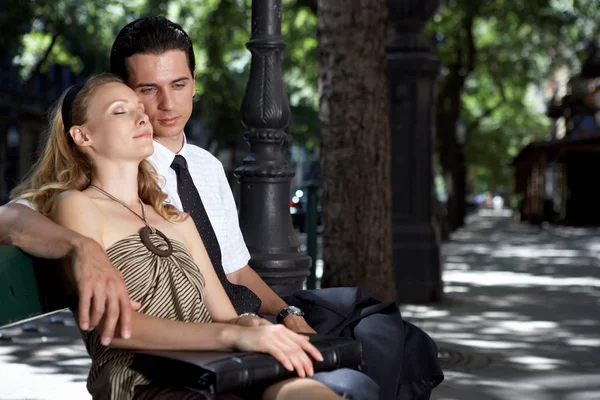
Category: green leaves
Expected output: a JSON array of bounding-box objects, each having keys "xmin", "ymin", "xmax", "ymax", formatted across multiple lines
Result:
[
  {"xmin": 429, "ymin": 0, "xmax": 599, "ymax": 193},
  {"xmin": 4, "ymin": 0, "xmax": 320, "ymax": 149},
  {"xmin": 6, "ymin": 0, "xmax": 147, "ymax": 79}
]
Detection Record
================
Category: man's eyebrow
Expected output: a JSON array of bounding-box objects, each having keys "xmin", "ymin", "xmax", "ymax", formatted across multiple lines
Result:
[
  {"xmin": 134, "ymin": 77, "xmax": 190, "ymax": 88},
  {"xmin": 172, "ymin": 77, "xmax": 190, "ymax": 84}
]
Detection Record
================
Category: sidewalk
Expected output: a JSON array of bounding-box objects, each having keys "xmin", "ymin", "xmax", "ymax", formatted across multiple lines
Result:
[
  {"xmin": 402, "ymin": 210, "xmax": 600, "ymax": 400},
  {"xmin": 0, "ymin": 312, "xmax": 90, "ymax": 399},
  {"xmin": 2, "ymin": 211, "xmax": 600, "ymax": 399}
]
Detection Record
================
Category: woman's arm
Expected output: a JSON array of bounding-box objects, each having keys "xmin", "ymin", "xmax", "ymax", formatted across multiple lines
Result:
[
  {"xmin": 102, "ymin": 310, "xmax": 240, "ymax": 350},
  {"xmin": 103, "ymin": 311, "xmax": 321, "ymax": 377}
]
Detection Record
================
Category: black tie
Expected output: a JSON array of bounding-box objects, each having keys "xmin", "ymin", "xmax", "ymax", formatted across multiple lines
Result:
[{"xmin": 170, "ymin": 154, "xmax": 261, "ymax": 314}]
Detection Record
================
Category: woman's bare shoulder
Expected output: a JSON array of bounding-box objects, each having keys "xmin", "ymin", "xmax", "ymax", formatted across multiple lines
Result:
[
  {"xmin": 52, "ymin": 190, "xmax": 99, "ymax": 214},
  {"xmin": 173, "ymin": 213, "xmax": 199, "ymax": 248},
  {"xmin": 50, "ymin": 190, "xmax": 104, "ymax": 242}
]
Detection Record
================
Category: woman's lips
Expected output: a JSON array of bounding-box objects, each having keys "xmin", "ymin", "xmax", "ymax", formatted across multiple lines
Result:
[
  {"xmin": 134, "ymin": 131, "xmax": 152, "ymax": 139},
  {"xmin": 158, "ymin": 116, "xmax": 180, "ymax": 126}
]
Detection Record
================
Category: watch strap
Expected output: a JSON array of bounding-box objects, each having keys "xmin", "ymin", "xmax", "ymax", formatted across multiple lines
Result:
[{"xmin": 276, "ymin": 306, "xmax": 303, "ymax": 324}]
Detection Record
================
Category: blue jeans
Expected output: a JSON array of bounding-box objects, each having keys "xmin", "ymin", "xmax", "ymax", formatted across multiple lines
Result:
[{"xmin": 312, "ymin": 368, "xmax": 379, "ymax": 400}]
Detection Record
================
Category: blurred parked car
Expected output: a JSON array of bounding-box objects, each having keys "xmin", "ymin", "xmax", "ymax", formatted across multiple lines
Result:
[
  {"xmin": 290, "ymin": 195, "xmax": 306, "ymax": 233},
  {"xmin": 290, "ymin": 189, "xmax": 322, "ymax": 233}
]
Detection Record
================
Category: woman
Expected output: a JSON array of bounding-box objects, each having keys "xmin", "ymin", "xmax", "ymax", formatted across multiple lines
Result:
[{"xmin": 11, "ymin": 73, "xmax": 345, "ymax": 400}]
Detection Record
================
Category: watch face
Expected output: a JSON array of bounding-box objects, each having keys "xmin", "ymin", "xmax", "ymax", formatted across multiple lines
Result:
[{"xmin": 288, "ymin": 306, "xmax": 303, "ymax": 314}]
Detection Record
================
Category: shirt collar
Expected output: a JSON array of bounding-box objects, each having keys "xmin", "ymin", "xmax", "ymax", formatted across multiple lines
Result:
[{"xmin": 151, "ymin": 134, "xmax": 190, "ymax": 176}]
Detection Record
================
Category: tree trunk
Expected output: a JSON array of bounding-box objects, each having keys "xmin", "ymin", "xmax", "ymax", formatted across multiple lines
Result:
[
  {"xmin": 318, "ymin": 0, "xmax": 395, "ymax": 301},
  {"xmin": 437, "ymin": 123, "xmax": 467, "ymax": 233},
  {"xmin": 437, "ymin": 69, "xmax": 467, "ymax": 233},
  {"xmin": 434, "ymin": 6, "xmax": 478, "ymax": 234}
]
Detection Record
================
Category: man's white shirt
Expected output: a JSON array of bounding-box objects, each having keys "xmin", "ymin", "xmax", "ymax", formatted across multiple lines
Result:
[
  {"xmin": 14, "ymin": 135, "xmax": 250, "ymax": 275},
  {"xmin": 148, "ymin": 137, "xmax": 250, "ymax": 274}
]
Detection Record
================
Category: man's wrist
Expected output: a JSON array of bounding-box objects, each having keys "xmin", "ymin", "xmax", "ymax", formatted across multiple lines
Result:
[
  {"xmin": 68, "ymin": 235, "xmax": 93, "ymax": 257},
  {"xmin": 276, "ymin": 305, "xmax": 304, "ymax": 324},
  {"xmin": 282, "ymin": 314, "xmax": 305, "ymax": 324}
]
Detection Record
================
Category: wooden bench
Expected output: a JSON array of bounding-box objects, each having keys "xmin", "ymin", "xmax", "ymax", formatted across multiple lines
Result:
[
  {"xmin": 0, "ymin": 246, "xmax": 53, "ymax": 327},
  {"xmin": 1, "ymin": 244, "xmax": 74, "ymax": 330}
]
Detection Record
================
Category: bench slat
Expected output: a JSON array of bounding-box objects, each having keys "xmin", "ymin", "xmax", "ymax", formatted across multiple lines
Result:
[{"xmin": 0, "ymin": 246, "xmax": 44, "ymax": 327}]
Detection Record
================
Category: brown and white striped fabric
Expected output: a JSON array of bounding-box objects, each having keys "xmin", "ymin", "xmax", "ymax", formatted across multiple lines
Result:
[
  {"xmin": 133, "ymin": 384, "xmax": 242, "ymax": 400},
  {"xmin": 79, "ymin": 232, "xmax": 212, "ymax": 400}
]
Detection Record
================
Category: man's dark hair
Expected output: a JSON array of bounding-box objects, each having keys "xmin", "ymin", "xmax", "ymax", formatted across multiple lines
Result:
[{"xmin": 110, "ymin": 16, "xmax": 195, "ymax": 82}]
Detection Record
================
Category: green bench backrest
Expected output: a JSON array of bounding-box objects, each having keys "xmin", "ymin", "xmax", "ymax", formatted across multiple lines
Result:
[{"xmin": 0, "ymin": 245, "xmax": 45, "ymax": 327}]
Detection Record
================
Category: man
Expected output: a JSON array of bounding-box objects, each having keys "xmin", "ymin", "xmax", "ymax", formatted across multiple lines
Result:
[{"xmin": 1, "ymin": 16, "xmax": 441, "ymax": 399}]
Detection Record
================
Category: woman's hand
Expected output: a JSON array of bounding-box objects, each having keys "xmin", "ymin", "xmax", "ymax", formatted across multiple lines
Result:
[{"xmin": 231, "ymin": 324, "xmax": 324, "ymax": 378}]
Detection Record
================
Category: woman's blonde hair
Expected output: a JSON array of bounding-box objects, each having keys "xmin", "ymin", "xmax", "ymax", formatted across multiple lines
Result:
[{"xmin": 10, "ymin": 73, "xmax": 184, "ymax": 223}]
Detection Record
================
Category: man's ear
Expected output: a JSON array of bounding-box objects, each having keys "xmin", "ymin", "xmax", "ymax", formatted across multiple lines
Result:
[
  {"xmin": 69, "ymin": 126, "xmax": 92, "ymax": 147},
  {"xmin": 192, "ymin": 69, "xmax": 197, "ymax": 98}
]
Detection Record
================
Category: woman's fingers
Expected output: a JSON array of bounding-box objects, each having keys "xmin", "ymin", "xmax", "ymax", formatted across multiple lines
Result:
[
  {"xmin": 254, "ymin": 325, "xmax": 325, "ymax": 377},
  {"xmin": 278, "ymin": 331, "xmax": 315, "ymax": 377},
  {"xmin": 284, "ymin": 329, "xmax": 323, "ymax": 363},
  {"xmin": 287, "ymin": 344, "xmax": 307, "ymax": 378},
  {"xmin": 267, "ymin": 345, "xmax": 294, "ymax": 372},
  {"xmin": 298, "ymin": 336, "xmax": 324, "ymax": 363}
]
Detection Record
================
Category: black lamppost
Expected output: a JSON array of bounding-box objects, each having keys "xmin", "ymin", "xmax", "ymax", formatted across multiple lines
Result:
[
  {"xmin": 235, "ymin": 0, "xmax": 311, "ymax": 296},
  {"xmin": 387, "ymin": 0, "xmax": 443, "ymax": 303}
]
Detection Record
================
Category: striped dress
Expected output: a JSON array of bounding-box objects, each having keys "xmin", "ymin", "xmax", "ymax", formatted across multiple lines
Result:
[{"xmin": 80, "ymin": 232, "xmax": 212, "ymax": 400}]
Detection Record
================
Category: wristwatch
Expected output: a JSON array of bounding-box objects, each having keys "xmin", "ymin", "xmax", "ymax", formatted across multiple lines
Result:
[{"xmin": 276, "ymin": 305, "xmax": 304, "ymax": 324}]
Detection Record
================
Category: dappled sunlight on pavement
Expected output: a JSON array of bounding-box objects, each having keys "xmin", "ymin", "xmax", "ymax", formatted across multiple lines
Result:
[
  {"xmin": 402, "ymin": 211, "xmax": 600, "ymax": 400},
  {"xmin": 0, "ymin": 312, "xmax": 91, "ymax": 399}
]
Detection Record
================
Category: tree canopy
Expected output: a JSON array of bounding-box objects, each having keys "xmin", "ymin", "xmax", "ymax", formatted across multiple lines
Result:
[
  {"xmin": 2, "ymin": 0, "xmax": 319, "ymax": 151},
  {"xmin": 3, "ymin": 0, "xmax": 598, "ymax": 198},
  {"xmin": 426, "ymin": 0, "xmax": 599, "ymax": 229}
]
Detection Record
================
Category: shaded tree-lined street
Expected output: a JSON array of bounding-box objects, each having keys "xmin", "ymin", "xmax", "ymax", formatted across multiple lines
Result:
[
  {"xmin": 2, "ymin": 2, "xmax": 600, "ymax": 398},
  {"xmin": 2, "ymin": 0, "xmax": 600, "ymax": 294},
  {"xmin": 408, "ymin": 212, "xmax": 600, "ymax": 399}
]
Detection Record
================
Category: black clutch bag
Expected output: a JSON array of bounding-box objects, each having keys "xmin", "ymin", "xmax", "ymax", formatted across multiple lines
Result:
[{"xmin": 131, "ymin": 335, "xmax": 364, "ymax": 396}]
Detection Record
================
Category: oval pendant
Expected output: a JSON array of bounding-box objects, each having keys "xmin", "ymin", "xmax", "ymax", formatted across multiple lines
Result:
[{"xmin": 139, "ymin": 226, "xmax": 173, "ymax": 257}]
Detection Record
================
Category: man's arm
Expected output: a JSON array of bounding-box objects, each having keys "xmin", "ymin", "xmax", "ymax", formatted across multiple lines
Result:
[
  {"xmin": 211, "ymin": 158, "xmax": 315, "ymax": 333},
  {"xmin": 228, "ymin": 266, "xmax": 316, "ymax": 334},
  {"xmin": 0, "ymin": 202, "xmax": 134, "ymax": 342}
]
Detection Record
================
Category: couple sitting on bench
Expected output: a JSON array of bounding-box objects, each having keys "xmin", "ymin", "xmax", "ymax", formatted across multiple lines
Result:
[{"xmin": 3, "ymin": 17, "xmax": 442, "ymax": 400}]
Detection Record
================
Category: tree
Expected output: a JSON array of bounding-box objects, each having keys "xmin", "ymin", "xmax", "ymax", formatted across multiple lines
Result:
[
  {"xmin": 317, "ymin": 0, "xmax": 395, "ymax": 301},
  {"xmin": 2, "ymin": 0, "xmax": 321, "ymax": 150},
  {"xmin": 161, "ymin": 0, "xmax": 320, "ymax": 153},
  {"xmin": 427, "ymin": 0, "xmax": 599, "ymax": 232}
]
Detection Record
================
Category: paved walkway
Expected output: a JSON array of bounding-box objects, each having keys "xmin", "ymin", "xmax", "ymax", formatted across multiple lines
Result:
[
  {"xmin": 2, "ymin": 211, "xmax": 600, "ymax": 399},
  {"xmin": 402, "ymin": 210, "xmax": 600, "ymax": 400}
]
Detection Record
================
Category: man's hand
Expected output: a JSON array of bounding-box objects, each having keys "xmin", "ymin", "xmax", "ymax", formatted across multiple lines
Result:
[
  {"xmin": 235, "ymin": 315, "xmax": 273, "ymax": 327},
  {"xmin": 70, "ymin": 237, "xmax": 136, "ymax": 345},
  {"xmin": 282, "ymin": 314, "xmax": 317, "ymax": 334}
]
